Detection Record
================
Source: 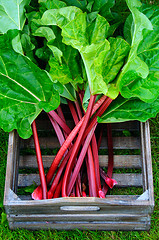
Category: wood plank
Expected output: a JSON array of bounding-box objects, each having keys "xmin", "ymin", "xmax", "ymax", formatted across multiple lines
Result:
[
  {"xmin": 18, "ymin": 173, "xmax": 143, "ymax": 187},
  {"xmin": 140, "ymin": 122, "xmax": 154, "ymax": 207},
  {"xmin": 19, "ymin": 155, "xmax": 142, "ymax": 169},
  {"xmin": 20, "ymin": 136, "xmax": 140, "ymax": 149},
  {"xmin": 4, "ymin": 131, "xmax": 20, "ymax": 205},
  {"xmin": 8, "ymin": 213, "xmax": 150, "ymax": 222},
  {"xmin": 19, "ymin": 195, "xmax": 140, "ymax": 201},
  {"xmin": 8, "ymin": 220, "xmax": 150, "ymax": 231}
]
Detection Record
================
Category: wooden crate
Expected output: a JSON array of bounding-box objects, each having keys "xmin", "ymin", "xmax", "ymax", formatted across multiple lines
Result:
[{"xmin": 3, "ymin": 118, "xmax": 154, "ymax": 230}]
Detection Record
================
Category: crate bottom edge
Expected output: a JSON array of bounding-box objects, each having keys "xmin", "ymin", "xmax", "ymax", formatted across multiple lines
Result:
[{"xmin": 8, "ymin": 221, "xmax": 151, "ymax": 231}]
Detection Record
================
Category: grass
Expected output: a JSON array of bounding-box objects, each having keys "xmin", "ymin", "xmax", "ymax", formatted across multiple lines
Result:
[{"xmin": 0, "ymin": 114, "xmax": 159, "ymax": 239}]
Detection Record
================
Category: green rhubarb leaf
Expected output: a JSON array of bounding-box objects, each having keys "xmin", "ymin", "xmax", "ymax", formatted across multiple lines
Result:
[
  {"xmin": 41, "ymin": 6, "xmax": 82, "ymax": 28},
  {"xmin": 124, "ymin": 14, "xmax": 133, "ymax": 45},
  {"xmin": 0, "ymin": 0, "xmax": 31, "ymax": 33},
  {"xmin": 33, "ymin": 26, "xmax": 56, "ymax": 43},
  {"xmin": 35, "ymin": 44, "xmax": 51, "ymax": 62},
  {"xmin": 49, "ymin": 57, "xmax": 73, "ymax": 84},
  {"xmin": 98, "ymin": 95, "xmax": 159, "ymax": 123},
  {"xmin": 103, "ymin": 37, "xmax": 130, "ymax": 84},
  {"xmin": 118, "ymin": 4, "xmax": 159, "ymax": 103},
  {"xmin": 39, "ymin": 0, "xmax": 67, "ymax": 12},
  {"xmin": 0, "ymin": 34, "xmax": 60, "ymax": 139},
  {"xmin": 62, "ymin": 0, "xmax": 87, "ymax": 11},
  {"xmin": 92, "ymin": 0, "xmax": 115, "ymax": 21},
  {"xmin": 60, "ymin": 11, "xmax": 110, "ymax": 95},
  {"xmin": 48, "ymin": 45, "xmax": 63, "ymax": 64},
  {"xmin": 117, "ymin": 0, "xmax": 153, "ymax": 99},
  {"xmin": 12, "ymin": 34, "xmax": 24, "ymax": 55}
]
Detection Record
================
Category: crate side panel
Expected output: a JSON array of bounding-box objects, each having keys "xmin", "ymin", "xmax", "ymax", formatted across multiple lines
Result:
[
  {"xmin": 9, "ymin": 220, "xmax": 151, "ymax": 231},
  {"xmin": 19, "ymin": 155, "xmax": 142, "ymax": 169}
]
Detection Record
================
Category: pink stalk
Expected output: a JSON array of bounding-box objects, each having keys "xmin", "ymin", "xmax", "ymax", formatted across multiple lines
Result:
[
  {"xmin": 83, "ymin": 97, "xmax": 113, "ymax": 139},
  {"xmin": 47, "ymin": 148, "xmax": 72, "ymax": 199},
  {"xmin": 74, "ymin": 100, "xmax": 83, "ymax": 120},
  {"xmin": 53, "ymin": 177, "xmax": 63, "ymax": 198},
  {"xmin": 67, "ymin": 99, "xmax": 82, "ymax": 197},
  {"xmin": 62, "ymin": 95, "xmax": 96, "ymax": 197},
  {"xmin": 101, "ymin": 123, "xmax": 117, "ymax": 194},
  {"xmin": 76, "ymin": 181, "xmax": 81, "ymax": 197},
  {"xmin": 57, "ymin": 105, "xmax": 65, "ymax": 121},
  {"xmin": 67, "ymin": 100, "xmax": 79, "ymax": 125},
  {"xmin": 91, "ymin": 135, "xmax": 105, "ymax": 198},
  {"xmin": 32, "ymin": 95, "xmax": 107, "ymax": 200},
  {"xmin": 70, "ymin": 185, "xmax": 76, "ymax": 197},
  {"xmin": 56, "ymin": 105, "xmax": 68, "ymax": 139},
  {"xmin": 48, "ymin": 114, "xmax": 65, "ymax": 147},
  {"xmin": 32, "ymin": 121, "xmax": 47, "ymax": 199},
  {"xmin": 87, "ymin": 145, "xmax": 98, "ymax": 197},
  {"xmin": 77, "ymin": 93, "xmax": 98, "ymax": 197},
  {"xmin": 66, "ymin": 124, "xmax": 97, "ymax": 196},
  {"xmin": 100, "ymin": 167, "xmax": 117, "ymax": 189},
  {"xmin": 49, "ymin": 110, "xmax": 71, "ymax": 135}
]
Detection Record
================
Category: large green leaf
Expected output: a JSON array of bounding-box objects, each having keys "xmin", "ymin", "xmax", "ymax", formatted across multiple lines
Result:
[
  {"xmin": 117, "ymin": 0, "xmax": 153, "ymax": 99},
  {"xmin": 98, "ymin": 95, "xmax": 159, "ymax": 123},
  {"xmin": 61, "ymin": 11, "xmax": 111, "ymax": 95},
  {"xmin": 39, "ymin": 0, "xmax": 67, "ymax": 12},
  {"xmin": 41, "ymin": 8, "xmax": 111, "ymax": 95},
  {"xmin": 0, "ymin": 34, "xmax": 60, "ymax": 139},
  {"xmin": 62, "ymin": 0, "xmax": 87, "ymax": 11},
  {"xmin": 41, "ymin": 6, "xmax": 82, "ymax": 28},
  {"xmin": 49, "ymin": 57, "xmax": 73, "ymax": 85},
  {"xmin": 92, "ymin": 0, "xmax": 115, "ymax": 21},
  {"xmin": 103, "ymin": 37, "xmax": 130, "ymax": 84},
  {"xmin": 0, "ymin": 0, "xmax": 31, "ymax": 33},
  {"xmin": 118, "ymin": 4, "xmax": 159, "ymax": 103}
]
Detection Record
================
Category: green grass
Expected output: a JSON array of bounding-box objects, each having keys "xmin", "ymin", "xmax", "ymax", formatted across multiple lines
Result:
[{"xmin": 0, "ymin": 114, "xmax": 159, "ymax": 239}]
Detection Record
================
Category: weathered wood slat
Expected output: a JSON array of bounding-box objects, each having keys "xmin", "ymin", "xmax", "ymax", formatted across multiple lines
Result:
[
  {"xmin": 19, "ymin": 195, "xmax": 140, "ymax": 201},
  {"xmin": 19, "ymin": 155, "xmax": 142, "ymax": 169},
  {"xmin": 18, "ymin": 173, "xmax": 142, "ymax": 187},
  {"xmin": 9, "ymin": 220, "xmax": 151, "ymax": 231},
  {"xmin": 20, "ymin": 136, "xmax": 140, "ymax": 149},
  {"xmin": 8, "ymin": 213, "xmax": 150, "ymax": 222}
]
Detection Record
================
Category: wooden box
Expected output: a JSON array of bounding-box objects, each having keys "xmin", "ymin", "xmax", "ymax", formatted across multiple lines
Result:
[{"xmin": 3, "ymin": 119, "xmax": 154, "ymax": 230}]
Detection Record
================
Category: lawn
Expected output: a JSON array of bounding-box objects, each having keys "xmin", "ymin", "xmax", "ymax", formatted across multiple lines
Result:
[{"xmin": 0, "ymin": 114, "xmax": 158, "ymax": 240}]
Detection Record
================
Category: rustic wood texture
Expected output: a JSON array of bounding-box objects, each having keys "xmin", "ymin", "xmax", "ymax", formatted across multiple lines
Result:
[
  {"xmin": 20, "ymin": 136, "xmax": 140, "ymax": 149},
  {"xmin": 140, "ymin": 122, "xmax": 154, "ymax": 208},
  {"xmin": 19, "ymin": 155, "xmax": 142, "ymax": 169},
  {"xmin": 17, "ymin": 173, "xmax": 143, "ymax": 187},
  {"xmin": 8, "ymin": 220, "xmax": 151, "ymax": 231},
  {"xmin": 3, "ymin": 120, "xmax": 154, "ymax": 230}
]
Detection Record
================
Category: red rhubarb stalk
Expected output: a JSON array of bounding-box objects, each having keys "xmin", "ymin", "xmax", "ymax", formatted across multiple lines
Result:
[
  {"xmin": 48, "ymin": 114, "xmax": 65, "ymax": 147},
  {"xmin": 91, "ymin": 134, "xmax": 105, "ymax": 198},
  {"xmin": 32, "ymin": 95, "xmax": 107, "ymax": 200},
  {"xmin": 87, "ymin": 145, "xmax": 98, "ymax": 197},
  {"xmin": 49, "ymin": 110, "xmax": 71, "ymax": 135},
  {"xmin": 66, "ymin": 124, "xmax": 97, "ymax": 196},
  {"xmin": 67, "ymin": 100, "xmax": 79, "ymax": 125},
  {"xmin": 62, "ymin": 95, "xmax": 96, "ymax": 197},
  {"xmin": 53, "ymin": 177, "xmax": 63, "ymax": 198},
  {"xmin": 47, "ymin": 148, "xmax": 73, "ymax": 199},
  {"xmin": 32, "ymin": 120, "xmax": 47, "ymax": 199},
  {"xmin": 56, "ymin": 105, "xmax": 68, "ymax": 139}
]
